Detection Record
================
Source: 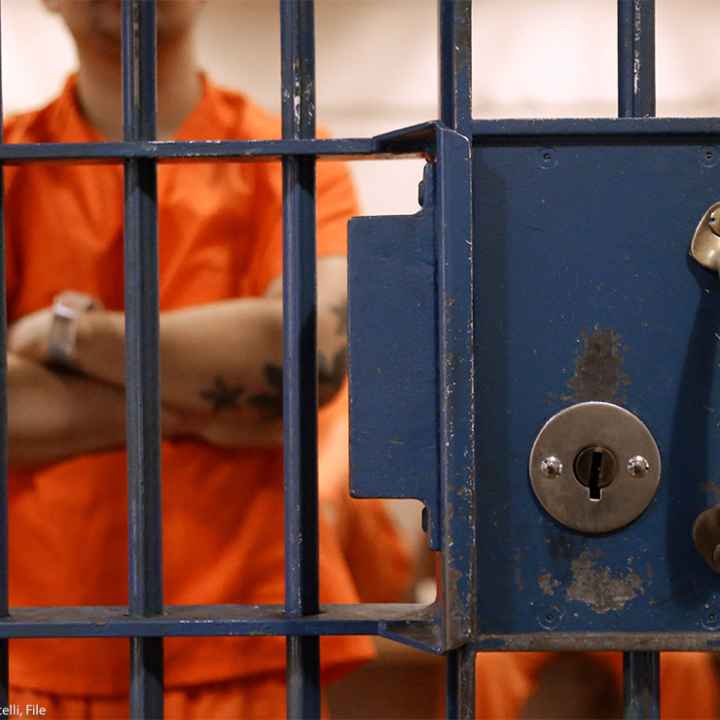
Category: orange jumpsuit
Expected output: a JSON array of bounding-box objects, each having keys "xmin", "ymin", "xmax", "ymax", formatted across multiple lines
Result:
[
  {"xmin": 319, "ymin": 391, "xmax": 413, "ymax": 603},
  {"xmin": 4, "ymin": 74, "xmax": 375, "ymax": 718},
  {"xmin": 475, "ymin": 652, "xmax": 719, "ymax": 718}
]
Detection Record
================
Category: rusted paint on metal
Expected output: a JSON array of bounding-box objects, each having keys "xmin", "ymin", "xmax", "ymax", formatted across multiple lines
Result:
[
  {"xmin": 538, "ymin": 549, "xmax": 645, "ymax": 614},
  {"xmin": 538, "ymin": 573, "xmax": 561, "ymax": 597},
  {"xmin": 632, "ymin": 0, "xmax": 643, "ymax": 98},
  {"xmin": 566, "ymin": 550, "xmax": 644, "ymax": 614},
  {"xmin": 474, "ymin": 632, "xmax": 720, "ymax": 652},
  {"xmin": 446, "ymin": 564, "xmax": 465, "ymax": 629},
  {"xmin": 562, "ymin": 327, "xmax": 630, "ymax": 403}
]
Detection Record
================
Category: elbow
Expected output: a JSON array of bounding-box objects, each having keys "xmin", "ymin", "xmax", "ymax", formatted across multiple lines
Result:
[
  {"xmin": 317, "ymin": 299, "xmax": 348, "ymax": 408},
  {"xmin": 318, "ymin": 346, "xmax": 347, "ymax": 407}
]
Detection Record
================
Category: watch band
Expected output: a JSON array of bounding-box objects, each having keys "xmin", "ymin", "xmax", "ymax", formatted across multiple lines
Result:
[{"xmin": 47, "ymin": 291, "xmax": 98, "ymax": 368}]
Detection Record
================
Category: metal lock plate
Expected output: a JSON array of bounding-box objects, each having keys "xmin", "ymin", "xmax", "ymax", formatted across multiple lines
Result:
[{"xmin": 529, "ymin": 402, "xmax": 661, "ymax": 534}]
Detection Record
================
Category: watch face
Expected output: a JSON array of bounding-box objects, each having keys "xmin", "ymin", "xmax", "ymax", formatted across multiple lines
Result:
[
  {"xmin": 49, "ymin": 292, "xmax": 95, "ymax": 367},
  {"xmin": 54, "ymin": 291, "xmax": 96, "ymax": 319},
  {"xmin": 47, "ymin": 314, "xmax": 75, "ymax": 368},
  {"xmin": 54, "ymin": 303, "xmax": 81, "ymax": 320}
]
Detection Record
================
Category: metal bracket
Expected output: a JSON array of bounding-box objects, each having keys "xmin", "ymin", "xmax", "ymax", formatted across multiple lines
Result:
[
  {"xmin": 348, "ymin": 124, "xmax": 474, "ymax": 652},
  {"xmin": 348, "ymin": 165, "xmax": 439, "ymax": 545}
]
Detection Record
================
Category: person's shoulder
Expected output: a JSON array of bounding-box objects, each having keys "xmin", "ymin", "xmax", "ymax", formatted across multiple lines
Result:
[
  {"xmin": 2, "ymin": 80, "xmax": 82, "ymax": 202},
  {"xmin": 4, "ymin": 92, "xmax": 66, "ymax": 145},
  {"xmin": 206, "ymin": 80, "xmax": 282, "ymax": 141},
  {"xmin": 5, "ymin": 107, "xmax": 47, "ymax": 145},
  {"xmin": 205, "ymin": 77, "xmax": 340, "ymax": 143},
  {"xmin": 2, "ymin": 98, "xmax": 62, "ymax": 194}
]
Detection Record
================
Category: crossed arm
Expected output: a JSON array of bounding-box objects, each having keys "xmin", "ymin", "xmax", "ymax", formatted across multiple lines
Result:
[{"xmin": 7, "ymin": 256, "xmax": 348, "ymax": 469}]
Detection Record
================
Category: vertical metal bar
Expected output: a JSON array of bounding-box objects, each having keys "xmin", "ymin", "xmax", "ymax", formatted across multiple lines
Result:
[
  {"xmin": 618, "ymin": 3, "xmax": 659, "ymax": 711},
  {"xmin": 618, "ymin": 0, "xmax": 656, "ymax": 117},
  {"xmin": 624, "ymin": 651, "xmax": 660, "ymax": 720},
  {"xmin": 122, "ymin": 1, "xmax": 163, "ymax": 718},
  {"xmin": 0, "ymin": 13, "xmax": 9, "ymax": 710},
  {"xmin": 439, "ymin": 1, "xmax": 476, "ymax": 716},
  {"xmin": 280, "ymin": 2, "xmax": 320, "ymax": 718},
  {"xmin": 439, "ymin": 0, "xmax": 472, "ymax": 136},
  {"xmin": 446, "ymin": 644, "xmax": 476, "ymax": 720}
]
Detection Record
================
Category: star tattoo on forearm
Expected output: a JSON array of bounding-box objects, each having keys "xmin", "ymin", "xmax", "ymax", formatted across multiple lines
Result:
[{"xmin": 200, "ymin": 376, "xmax": 245, "ymax": 411}]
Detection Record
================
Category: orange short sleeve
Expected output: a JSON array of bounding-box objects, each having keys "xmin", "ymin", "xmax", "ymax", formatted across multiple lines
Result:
[{"xmin": 248, "ymin": 159, "xmax": 359, "ymax": 296}]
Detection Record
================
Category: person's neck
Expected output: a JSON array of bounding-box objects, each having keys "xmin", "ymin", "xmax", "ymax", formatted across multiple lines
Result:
[{"xmin": 75, "ymin": 34, "xmax": 202, "ymax": 141}]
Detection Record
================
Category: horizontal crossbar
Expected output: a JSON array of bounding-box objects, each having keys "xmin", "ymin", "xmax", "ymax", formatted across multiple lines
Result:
[
  {"xmin": 0, "ymin": 603, "xmax": 433, "ymax": 639},
  {"xmin": 476, "ymin": 633, "xmax": 720, "ymax": 652},
  {"xmin": 0, "ymin": 138, "xmax": 424, "ymax": 164},
  {"xmin": 5, "ymin": 118, "xmax": 712, "ymax": 166},
  {"xmin": 472, "ymin": 117, "xmax": 720, "ymax": 140}
]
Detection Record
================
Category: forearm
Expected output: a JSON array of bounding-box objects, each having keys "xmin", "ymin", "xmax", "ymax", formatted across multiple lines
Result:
[
  {"xmin": 75, "ymin": 299, "xmax": 288, "ymax": 415},
  {"xmin": 7, "ymin": 353, "xmax": 128, "ymax": 469},
  {"xmin": 8, "ymin": 259, "xmax": 349, "ymax": 449},
  {"xmin": 73, "ymin": 295, "xmax": 346, "ymax": 433},
  {"xmin": 7, "ymin": 354, "xmax": 195, "ymax": 469}
]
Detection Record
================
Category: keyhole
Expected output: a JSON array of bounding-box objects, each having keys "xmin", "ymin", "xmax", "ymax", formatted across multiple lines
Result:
[
  {"xmin": 588, "ymin": 451, "xmax": 605, "ymax": 500},
  {"xmin": 574, "ymin": 446, "xmax": 617, "ymax": 501}
]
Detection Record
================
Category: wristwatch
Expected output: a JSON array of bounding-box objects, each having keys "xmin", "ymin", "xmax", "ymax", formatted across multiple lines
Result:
[{"xmin": 47, "ymin": 291, "xmax": 99, "ymax": 368}]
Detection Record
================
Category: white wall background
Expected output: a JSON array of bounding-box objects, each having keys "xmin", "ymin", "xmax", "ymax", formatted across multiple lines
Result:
[{"xmin": 3, "ymin": 0, "xmax": 719, "ymax": 217}]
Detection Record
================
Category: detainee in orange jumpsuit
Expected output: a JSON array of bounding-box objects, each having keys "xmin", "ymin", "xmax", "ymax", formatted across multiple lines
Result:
[{"xmin": 3, "ymin": 1, "xmax": 378, "ymax": 717}]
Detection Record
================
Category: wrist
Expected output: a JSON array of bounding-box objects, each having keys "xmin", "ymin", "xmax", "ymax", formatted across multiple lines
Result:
[
  {"xmin": 74, "ymin": 310, "xmax": 125, "ymax": 374},
  {"xmin": 47, "ymin": 291, "xmax": 100, "ymax": 369},
  {"xmin": 72, "ymin": 310, "xmax": 96, "ymax": 372}
]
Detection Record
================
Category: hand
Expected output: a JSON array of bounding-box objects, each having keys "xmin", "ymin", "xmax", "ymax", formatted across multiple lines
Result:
[
  {"xmin": 9, "ymin": 293, "xmax": 103, "ymax": 367},
  {"xmin": 8, "ymin": 307, "xmax": 54, "ymax": 364}
]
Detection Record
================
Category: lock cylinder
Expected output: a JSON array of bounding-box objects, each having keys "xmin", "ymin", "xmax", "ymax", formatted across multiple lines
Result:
[
  {"xmin": 574, "ymin": 445, "xmax": 617, "ymax": 501},
  {"xmin": 529, "ymin": 402, "xmax": 661, "ymax": 534}
]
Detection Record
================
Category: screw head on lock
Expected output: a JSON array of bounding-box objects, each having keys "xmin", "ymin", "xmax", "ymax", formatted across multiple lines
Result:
[
  {"xmin": 540, "ymin": 456, "xmax": 563, "ymax": 478},
  {"xmin": 627, "ymin": 455, "xmax": 650, "ymax": 478}
]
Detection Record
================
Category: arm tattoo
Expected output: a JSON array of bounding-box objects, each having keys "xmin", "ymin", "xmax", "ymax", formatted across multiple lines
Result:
[
  {"xmin": 248, "ymin": 363, "xmax": 283, "ymax": 418},
  {"xmin": 331, "ymin": 303, "xmax": 347, "ymax": 336},
  {"xmin": 318, "ymin": 348, "xmax": 347, "ymax": 405},
  {"xmin": 200, "ymin": 376, "xmax": 244, "ymax": 411},
  {"xmin": 247, "ymin": 348, "xmax": 347, "ymax": 418}
]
